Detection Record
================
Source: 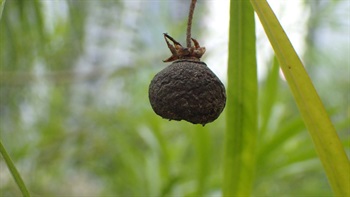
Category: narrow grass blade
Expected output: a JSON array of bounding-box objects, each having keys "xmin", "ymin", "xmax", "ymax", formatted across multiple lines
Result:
[
  {"xmin": 223, "ymin": 0, "xmax": 257, "ymax": 195},
  {"xmin": 250, "ymin": 0, "xmax": 350, "ymax": 195},
  {"xmin": 0, "ymin": 140, "xmax": 31, "ymax": 197},
  {"xmin": 0, "ymin": 0, "xmax": 6, "ymax": 20},
  {"xmin": 259, "ymin": 56, "xmax": 279, "ymax": 136}
]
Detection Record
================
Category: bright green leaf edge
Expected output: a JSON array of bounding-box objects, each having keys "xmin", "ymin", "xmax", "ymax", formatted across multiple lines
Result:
[
  {"xmin": 223, "ymin": 0, "xmax": 257, "ymax": 196},
  {"xmin": 250, "ymin": 0, "xmax": 350, "ymax": 195}
]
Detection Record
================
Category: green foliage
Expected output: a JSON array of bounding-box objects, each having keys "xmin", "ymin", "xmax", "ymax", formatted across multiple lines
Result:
[
  {"xmin": 0, "ymin": 140, "xmax": 30, "ymax": 196},
  {"xmin": 250, "ymin": 0, "xmax": 349, "ymax": 195},
  {"xmin": 0, "ymin": 0, "xmax": 5, "ymax": 20},
  {"xmin": 223, "ymin": 0, "xmax": 257, "ymax": 196},
  {"xmin": 0, "ymin": 0, "xmax": 348, "ymax": 196}
]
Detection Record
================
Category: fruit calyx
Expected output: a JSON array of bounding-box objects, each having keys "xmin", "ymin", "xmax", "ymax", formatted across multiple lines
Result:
[{"xmin": 163, "ymin": 33, "xmax": 206, "ymax": 62}]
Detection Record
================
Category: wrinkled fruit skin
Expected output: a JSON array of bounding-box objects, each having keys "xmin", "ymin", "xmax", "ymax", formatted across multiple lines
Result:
[{"xmin": 149, "ymin": 59, "xmax": 226, "ymax": 126}]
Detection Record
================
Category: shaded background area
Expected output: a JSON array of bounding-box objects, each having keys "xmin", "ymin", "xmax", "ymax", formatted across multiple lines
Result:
[{"xmin": 0, "ymin": 0, "xmax": 349, "ymax": 196}]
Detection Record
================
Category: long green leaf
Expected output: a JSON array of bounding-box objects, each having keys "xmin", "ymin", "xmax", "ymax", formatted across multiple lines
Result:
[
  {"xmin": 250, "ymin": 0, "xmax": 350, "ymax": 195},
  {"xmin": 223, "ymin": 0, "xmax": 257, "ymax": 195},
  {"xmin": 0, "ymin": 140, "xmax": 30, "ymax": 197}
]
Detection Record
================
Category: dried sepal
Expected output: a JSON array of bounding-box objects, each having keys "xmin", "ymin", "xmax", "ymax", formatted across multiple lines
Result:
[{"xmin": 163, "ymin": 33, "xmax": 206, "ymax": 62}]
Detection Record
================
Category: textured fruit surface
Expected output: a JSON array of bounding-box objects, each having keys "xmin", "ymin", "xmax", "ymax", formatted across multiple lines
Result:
[{"xmin": 149, "ymin": 59, "xmax": 226, "ymax": 126}]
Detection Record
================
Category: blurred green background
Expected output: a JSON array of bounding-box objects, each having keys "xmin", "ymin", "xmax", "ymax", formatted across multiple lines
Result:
[{"xmin": 0, "ymin": 0, "xmax": 349, "ymax": 196}]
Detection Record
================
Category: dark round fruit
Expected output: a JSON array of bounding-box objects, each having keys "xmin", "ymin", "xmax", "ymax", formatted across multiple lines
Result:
[{"xmin": 149, "ymin": 59, "xmax": 226, "ymax": 126}]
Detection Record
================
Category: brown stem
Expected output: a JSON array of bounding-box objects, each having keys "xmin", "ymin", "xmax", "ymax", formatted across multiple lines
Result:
[{"xmin": 186, "ymin": 0, "xmax": 197, "ymax": 48}]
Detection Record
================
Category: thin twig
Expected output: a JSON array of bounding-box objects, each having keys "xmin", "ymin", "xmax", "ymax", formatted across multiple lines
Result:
[{"xmin": 186, "ymin": 0, "xmax": 197, "ymax": 48}]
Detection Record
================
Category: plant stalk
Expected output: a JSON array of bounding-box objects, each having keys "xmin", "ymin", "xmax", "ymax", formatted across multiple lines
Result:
[
  {"xmin": 0, "ymin": 140, "xmax": 31, "ymax": 196},
  {"xmin": 186, "ymin": 0, "xmax": 197, "ymax": 48}
]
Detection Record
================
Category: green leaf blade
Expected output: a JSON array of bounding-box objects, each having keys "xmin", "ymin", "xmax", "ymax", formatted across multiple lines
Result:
[
  {"xmin": 223, "ymin": 0, "xmax": 257, "ymax": 195},
  {"xmin": 250, "ymin": 0, "xmax": 350, "ymax": 195},
  {"xmin": 0, "ymin": 140, "xmax": 31, "ymax": 197}
]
